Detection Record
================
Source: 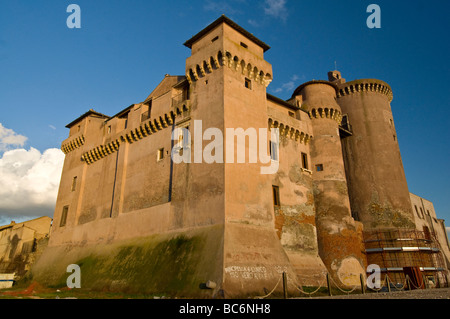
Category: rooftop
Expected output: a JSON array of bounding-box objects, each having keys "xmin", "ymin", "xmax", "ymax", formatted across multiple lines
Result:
[{"xmin": 183, "ymin": 15, "xmax": 271, "ymax": 52}]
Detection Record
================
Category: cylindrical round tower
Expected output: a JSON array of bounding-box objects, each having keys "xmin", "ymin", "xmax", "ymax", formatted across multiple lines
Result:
[
  {"xmin": 333, "ymin": 76, "xmax": 415, "ymax": 231},
  {"xmin": 292, "ymin": 81, "xmax": 366, "ymax": 287}
]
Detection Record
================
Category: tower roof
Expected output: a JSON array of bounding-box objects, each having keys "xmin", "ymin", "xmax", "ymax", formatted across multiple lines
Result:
[
  {"xmin": 291, "ymin": 80, "xmax": 338, "ymax": 98},
  {"xmin": 65, "ymin": 109, "xmax": 110, "ymax": 128},
  {"xmin": 183, "ymin": 15, "xmax": 271, "ymax": 52}
]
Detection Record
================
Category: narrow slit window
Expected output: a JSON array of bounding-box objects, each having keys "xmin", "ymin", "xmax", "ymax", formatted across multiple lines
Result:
[
  {"xmin": 240, "ymin": 42, "xmax": 248, "ymax": 49},
  {"xmin": 270, "ymin": 140, "xmax": 278, "ymax": 161},
  {"xmin": 157, "ymin": 148, "xmax": 164, "ymax": 161},
  {"xmin": 71, "ymin": 176, "xmax": 77, "ymax": 192},
  {"xmin": 60, "ymin": 206, "xmax": 69, "ymax": 227},
  {"xmin": 301, "ymin": 153, "xmax": 308, "ymax": 169},
  {"xmin": 272, "ymin": 186, "xmax": 280, "ymax": 207},
  {"xmin": 211, "ymin": 36, "xmax": 219, "ymax": 43}
]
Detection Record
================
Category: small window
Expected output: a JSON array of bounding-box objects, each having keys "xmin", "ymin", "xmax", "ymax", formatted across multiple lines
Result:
[
  {"xmin": 420, "ymin": 207, "xmax": 424, "ymax": 218},
  {"xmin": 288, "ymin": 111, "xmax": 295, "ymax": 118},
  {"xmin": 245, "ymin": 78, "xmax": 252, "ymax": 89},
  {"xmin": 272, "ymin": 186, "xmax": 280, "ymax": 207},
  {"xmin": 393, "ymin": 135, "xmax": 396, "ymax": 141},
  {"xmin": 60, "ymin": 206, "xmax": 69, "ymax": 227},
  {"xmin": 71, "ymin": 176, "xmax": 77, "ymax": 192},
  {"xmin": 270, "ymin": 141, "xmax": 278, "ymax": 161},
  {"xmin": 77, "ymin": 125, "xmax": 81, "ymax": 132},
  {"xmin": 390, "ymin": 119, "xmax": 393, "ymax": 126},
  {"xmin": 240, "ymin": 42, "xmax": 248, "ymax": 49},
  {"xmin": 107, "ymin": 125, "xmax": 111, "ymax": 134},
  {"xmin": 157, "ymin": 148, "xmax": 164, "ymax": 161},
  {"xmin": 211, "ymin": 36, "xmax": 219, "ymax": 43},
  {"xmin": 315, "ymin": 164, "xmax": 324, "ymax": 172},
  {"xmin": 301, "ymin": 153, "xmax": 308, "ymax": 169}
]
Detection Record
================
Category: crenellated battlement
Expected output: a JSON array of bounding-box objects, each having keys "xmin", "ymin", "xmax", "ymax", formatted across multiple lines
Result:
[
  {"xmin": 337, "ymin": 79, "xmax": 393, "ymax": 102},
  {"xmin": 61, "ymin": 135, "xmax": 85, "ymax": 154},
  {"xmin": 268, "ymin": 118, "xmax": 312, "ymax": 145},
  {"xmin": 308, "ymin": 107, "xmax": 343, "ymax": 125},
  {"xmin": 79, "ymin": 105, "xmax": 191, "ymax": 165},
  {"xmin": 186, "ymin": 50, "xmax": 272, "ymax": 87}
]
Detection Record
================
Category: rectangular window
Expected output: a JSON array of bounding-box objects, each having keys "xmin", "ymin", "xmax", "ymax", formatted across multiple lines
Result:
[
  {"xmin": 301, "ymin": 153, "xmax": 308, "ymax": 169},
  {"xmin": 240, "ymin": 42, "xmax": 248, "ymax": 49},
  {"xmin": 71, "ymin": 176, "xmax": 77, "ymax": 192},
  {"xmin": 315, "ymin": 164, "xmax": 324, "ymax": 172},
  {"xmin": 211, "ymin": 36, "xmax": 219, "ymax": 43},
  {"xmin": 157, "ymin": 148, "xmax": 164, "ymax": 161},
  {"xmin": 288, "ymin": 111, "xmax": 295, "ymax": 118},
  {"xmin": 272, "ymin": 186, "xmax": 280, "ymax": 207},
  {"xmin": 245, "ymin": 78, "xmax": 252, "ymax": 89},
  {"xmin": 270, "ymin": 141, "xmax": 278, "ymax": 161},
  {"xmin": 60, "ymin": 206, "xmax": 69, "ymax": 227}
]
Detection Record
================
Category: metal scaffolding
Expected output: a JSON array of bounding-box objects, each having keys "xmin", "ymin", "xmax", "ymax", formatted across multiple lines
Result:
[{"xmin": 363, "ymin": 229, "xmax": 448, "ymax": 288}]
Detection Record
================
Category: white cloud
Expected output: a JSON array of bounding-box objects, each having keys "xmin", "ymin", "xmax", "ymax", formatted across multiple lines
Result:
[
  {"xmin": 0, "ymin": 139, "xmax": 65, "ymax": 224},
  {"xmin": 0, "ymin": 123, "xmax": 27, "ymax": 151},
  {"xmin": 248, "ymin": 19, "xmax": 259, "ymax": 27},
  {"xmin": 272, "ymin": 74, "xmax": 303, "ymax": 94},
  {"xmin": 264, "ymin": 0, "xmax": 288, "ymax": 21}
]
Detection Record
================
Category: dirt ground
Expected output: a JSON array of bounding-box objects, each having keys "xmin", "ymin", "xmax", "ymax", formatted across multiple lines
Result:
[
  {"xmin": 313, "ymin": 287, "xmax": 450, "ymax": 299},
  {"xmin": 1, "ymin": 281, "xmax": 449, "ymax": 299}
]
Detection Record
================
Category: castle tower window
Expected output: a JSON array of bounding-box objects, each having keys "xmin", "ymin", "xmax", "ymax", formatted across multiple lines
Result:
[
  {"xmin": 301, "ymin": 153, "xmax": 308, "ymax": 169},
  {"xmin": 240, "ymin": 42, "xmax": 248, "ymax": 49},
  {"xmin": 211, "ymin": 36, "xmax": 219, "ymax": 43},
  {"xmin": 157, "ymin": 148, "xmax": 164, "ymax": 161},
  {"xmin": 269, "ymin": 140, "xmax": 278, "ymax": 161},
  {"xmin": 315, "ymin": 164, "xmax": 324, "ymax": 172},
  {"xmin": 71, "ymin": 176, "xmax": 77, "ymax": 192},
  {"xmin": 245, "ymin": 78, "xmax": 252, "ymax": 89},
  {"xmin": 60, "ymin": 206, "xmax": 69, "ymax": 227},
  {"xmin": 107, "ymin": 125, "xmax": 111, "ymax": 134},
  {"xmin": 272, "ymin": 186, "xmax": 280, "ymax": 207}
]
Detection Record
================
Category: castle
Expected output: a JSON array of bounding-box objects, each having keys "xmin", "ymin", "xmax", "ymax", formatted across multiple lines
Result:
[{"xmin": 30, "ymin": 15, "xmax": 450, "ymax": 297}]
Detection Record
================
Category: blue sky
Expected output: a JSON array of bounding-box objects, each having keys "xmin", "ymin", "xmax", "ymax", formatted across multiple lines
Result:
[{"xmin": 0, "ymin": 0, "xmax": 449, "ymax": 231}]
